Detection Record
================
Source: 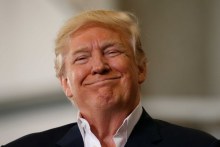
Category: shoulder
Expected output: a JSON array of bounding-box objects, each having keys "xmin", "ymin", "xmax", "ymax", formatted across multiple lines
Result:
[
  {"xmin": 2, "ymin": 123, "xmax": 77, "ymax": 147},
  {"xmin": 154, "ymin": 119, "xmax": 220, "ymax": 146},
  {"xmin": 136, "ymin": 109, "xmax": 219, "ymax": 146}
]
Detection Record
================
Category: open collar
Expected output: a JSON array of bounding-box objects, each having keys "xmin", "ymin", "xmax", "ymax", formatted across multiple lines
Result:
[
  {"xmin": 56, "ymin": 108, "xmax": 162, "ymax": 147},
  {"xmin": 125, "ymin": 108, "xmax": 162, "ymax": 147}
]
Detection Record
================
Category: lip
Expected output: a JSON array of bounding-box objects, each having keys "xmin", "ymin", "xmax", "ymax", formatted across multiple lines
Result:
[{"xmin": 84, "ymin": 76, "xmax": 121, "ymax": 86}]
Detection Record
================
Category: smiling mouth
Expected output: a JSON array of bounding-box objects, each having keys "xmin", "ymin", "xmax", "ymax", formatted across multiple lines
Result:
[{"xmin": 84, "ymin": 77, "xmax": 121, "ymax": 86}]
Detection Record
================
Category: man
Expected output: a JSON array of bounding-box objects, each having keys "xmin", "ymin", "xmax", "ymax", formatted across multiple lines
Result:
[{"xmin": 3, "ymin": 10, "xmax": 219, "ymax": 147}]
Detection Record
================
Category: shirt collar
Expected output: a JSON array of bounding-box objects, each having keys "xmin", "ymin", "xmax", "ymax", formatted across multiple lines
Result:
[
  {"xmin": 113, "ymin": 102, "xmax": 142, "ymax": 146},
  {"xmin": 77, "ymin": 102, "xmax": 142, "ymax": 147},
  {"xmin": 118, "ymin": 102, "xmax": 143, "ymax": 139}
]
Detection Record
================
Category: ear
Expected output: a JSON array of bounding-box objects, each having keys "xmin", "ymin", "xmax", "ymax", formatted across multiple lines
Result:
[
  {"xmin": 138, "ymin": 60, "xmax": 147, "ymax": 84},
  {"xmin": 59, "ymin": 76, "xmax": 73, "ymax": 98}
]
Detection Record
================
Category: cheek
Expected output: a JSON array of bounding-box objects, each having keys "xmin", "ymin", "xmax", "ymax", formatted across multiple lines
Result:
[
  {"xmin": 110, "ymin": 57, "xmax": 132, "ymax": 73},
  {"xmin": 111, "ymin": 59, "xmax": 139, "ymax": 87},
  {"xmin": 66, "ymin": 66, "xmax": 86, "ymax": 91},
  {"xmin": 113, "ymin": 58, "xmax": 138, "ymax": 76}
]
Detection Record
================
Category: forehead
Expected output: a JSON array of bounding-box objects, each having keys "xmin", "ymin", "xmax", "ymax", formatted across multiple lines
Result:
[
  {"xmin": 72, "ymin": 23, "xmax": 124, "ymax": 37},
  {"xmin": 72, "ymin": 25, "xmax": 121, "ymax": 40},
  {"xmin": 68, "ymin": 25, "xmax": 131, "ymax": 50}
]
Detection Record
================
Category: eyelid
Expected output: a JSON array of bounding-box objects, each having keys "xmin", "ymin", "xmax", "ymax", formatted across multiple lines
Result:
[
  {"xmin": 73, "ymin": 53, "xmax": 90, "ymax": 64},
  {"xmin": 104, "ymin": 49, "xmax": 122, "ymax": 57}
]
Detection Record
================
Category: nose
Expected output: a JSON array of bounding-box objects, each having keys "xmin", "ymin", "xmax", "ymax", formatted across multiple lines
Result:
[{"xmin": 91, "ymin": 54, "xmax": 110, "ymax": 75}]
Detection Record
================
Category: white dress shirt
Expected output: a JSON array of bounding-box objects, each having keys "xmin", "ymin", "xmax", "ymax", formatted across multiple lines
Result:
[{"xmin": 77, "ymin": 103, "xmax": 143, "ymax": 147}]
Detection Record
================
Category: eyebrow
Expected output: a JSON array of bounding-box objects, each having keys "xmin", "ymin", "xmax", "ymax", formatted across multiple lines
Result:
[
  {"xmin": 70, "ymin": 40, "xmax": 125, "ymax": 56},
  {"xmin": 101, "ymin": 40, "xmax": 124, "ymax": 50},
  {"xmin": 71, "ymin": 46, "xmax": 90, "ymax": 56}
]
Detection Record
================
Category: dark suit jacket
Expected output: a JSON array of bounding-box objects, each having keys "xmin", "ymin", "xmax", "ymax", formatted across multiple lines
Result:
[{"xmin": 2, "ymin": 109, "xmax": 220, "ymax": 147}]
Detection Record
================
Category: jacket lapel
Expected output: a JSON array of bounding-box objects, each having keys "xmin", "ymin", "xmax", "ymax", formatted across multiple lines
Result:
[
  {"xmin": 56, "ymin": 124, "xmax": 84, "ymax": 147},
  {"xmin": 125, "ymin": 108, "xmax": 162, "ymax": 147},
  {"xmin": 56, "ymin": 108, "xmax": 161, "ymax": 147}
]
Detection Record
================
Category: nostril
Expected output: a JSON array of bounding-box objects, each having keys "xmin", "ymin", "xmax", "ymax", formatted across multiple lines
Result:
[
  {"xmin": 101, "ymin": 68, "xmax": 110, "ymax": 74},
  {"xmin": 91, "ymin": 54, "xmax": 110, "ymax": 75},
  {"xmin": 92, "ymin": 65, "xmax": 110, "ymax": 75}
]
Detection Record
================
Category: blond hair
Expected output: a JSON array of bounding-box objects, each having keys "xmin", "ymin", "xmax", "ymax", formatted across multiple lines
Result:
[{"xmin": 54, "ymin": 10, "xmax": 146, "ymax": 77}]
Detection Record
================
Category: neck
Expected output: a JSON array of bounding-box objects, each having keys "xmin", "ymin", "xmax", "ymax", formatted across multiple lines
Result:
[
  {"xmin": 81, "ymin": 102, "xmax": 139, "ymax": 143},
  {"xmin": 83, "ymin": 108, "xmax": 128, "ymax": 138}
]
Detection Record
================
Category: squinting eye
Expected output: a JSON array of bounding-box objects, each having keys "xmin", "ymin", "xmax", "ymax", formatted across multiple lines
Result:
[
  {"xmin": 74, "ymin": 56, "xmax": 89, "ymax": 64},
  {"xmin": 105, "ymin": 50, "xmax": 121, "ymax": 57}
]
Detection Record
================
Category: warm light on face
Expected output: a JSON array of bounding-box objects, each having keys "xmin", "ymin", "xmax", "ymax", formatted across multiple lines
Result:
[{"xmin": 59, "ymin": 25, "xmax": 146, "ymax": 116}]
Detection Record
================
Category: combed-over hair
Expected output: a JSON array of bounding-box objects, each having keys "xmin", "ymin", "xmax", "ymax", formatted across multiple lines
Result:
[{"xmin": 54, "ymin": 10, "xmax": 146, "ymax": 77}]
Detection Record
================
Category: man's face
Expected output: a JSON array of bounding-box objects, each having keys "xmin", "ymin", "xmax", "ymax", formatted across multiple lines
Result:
[{"xmin": 60, "ymin": 25, "xmax": 146, "ymax": 115}]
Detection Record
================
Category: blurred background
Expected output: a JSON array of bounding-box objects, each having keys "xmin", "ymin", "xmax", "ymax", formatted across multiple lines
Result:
[{"xmin": 1, "ymin": 0, "xmax": 220, "ymax": 144}]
